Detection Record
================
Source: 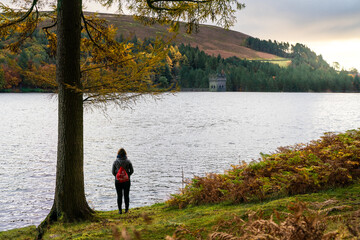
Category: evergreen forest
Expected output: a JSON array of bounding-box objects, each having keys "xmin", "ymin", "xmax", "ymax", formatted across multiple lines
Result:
[{"xmin": 1, "ymin": 29, "xmax": 359, "ymax": 92}]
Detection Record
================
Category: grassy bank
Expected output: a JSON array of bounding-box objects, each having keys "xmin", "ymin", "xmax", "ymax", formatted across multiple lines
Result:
[{"xmin": 1, "ymin": 183, "xmax": 359, "ymax": 239}]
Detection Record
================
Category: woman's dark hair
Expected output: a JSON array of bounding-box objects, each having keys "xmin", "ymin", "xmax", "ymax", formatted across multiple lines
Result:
[{"xmin": 117, "ymin": 148, "xmax": 127, "ymax": 158}]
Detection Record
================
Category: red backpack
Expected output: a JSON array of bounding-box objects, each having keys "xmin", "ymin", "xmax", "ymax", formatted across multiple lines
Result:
[{"xmin": 116, "ymin": 166, "xmax": 129, "ymax": 183}]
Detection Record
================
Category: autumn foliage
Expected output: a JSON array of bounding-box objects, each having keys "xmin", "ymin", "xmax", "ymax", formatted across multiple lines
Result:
[{"xmin": 168, "ymin": 129, "xmax": 360, "ymax": 208}]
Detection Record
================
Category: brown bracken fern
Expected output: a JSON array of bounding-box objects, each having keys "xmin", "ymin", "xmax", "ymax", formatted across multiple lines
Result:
[{"xmin": 168, "ymin": 129, "xmax": 360, "ymax": 208}]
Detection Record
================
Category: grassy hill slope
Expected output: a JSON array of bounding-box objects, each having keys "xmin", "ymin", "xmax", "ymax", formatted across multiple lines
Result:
[{"xmin": 95, "ymin": 13, "xmax": 279, "ymax": 60}]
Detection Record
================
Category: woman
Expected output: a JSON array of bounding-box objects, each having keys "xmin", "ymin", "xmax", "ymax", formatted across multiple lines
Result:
[{"xmin": 112, "ymin": 148, "xmax": 134, "ymax": 214}]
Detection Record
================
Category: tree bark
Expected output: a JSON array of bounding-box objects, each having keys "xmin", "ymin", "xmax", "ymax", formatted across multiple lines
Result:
[
  {"xmin": 36, "ymin": 2, "xmax": 93, "ymax": 237},
  {"xmin": 52, "ymin": 0, "xmax": 93, "ymax": 221}
]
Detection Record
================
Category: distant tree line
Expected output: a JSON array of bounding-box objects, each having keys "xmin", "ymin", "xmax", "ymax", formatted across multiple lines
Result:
[
  {"xmin": 1, "ymin": 31, "xmax": 359, "ymax": 93},
  {"xmin": 245, "ymin": 37, "xmax": 291, "ymax": 58},
  {"xmin": 177, "ymin": 43, "xmax": 360, "ymax": 92},
  {"xmin": 0, "ymin": 29, "xmax": 56, "ymax": 91}
]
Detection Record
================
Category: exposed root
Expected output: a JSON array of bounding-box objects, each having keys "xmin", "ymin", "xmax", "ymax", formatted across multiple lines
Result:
[{"xmin": 35, "ymin": 203, "xmax": 95, "ymax": 239}]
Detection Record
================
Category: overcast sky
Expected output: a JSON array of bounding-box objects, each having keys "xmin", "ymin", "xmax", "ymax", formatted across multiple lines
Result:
[{"xmin": 233, "ymin": 0, "xmax": 360, "ymax": 70}]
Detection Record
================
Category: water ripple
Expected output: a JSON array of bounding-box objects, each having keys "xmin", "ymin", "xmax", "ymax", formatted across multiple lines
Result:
[{"xmin": 1, "ymin": 92, "xmax": 360, "ymax": 231}]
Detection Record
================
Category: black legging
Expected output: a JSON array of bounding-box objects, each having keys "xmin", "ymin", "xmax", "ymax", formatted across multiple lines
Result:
[{"xmin": 115, "ymin": 180, "xmax": 131, "ymax": 211}]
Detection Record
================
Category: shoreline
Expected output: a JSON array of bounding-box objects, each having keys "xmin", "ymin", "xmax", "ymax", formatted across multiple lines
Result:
[{"xmin": 1, "ymin": 182, "xmax": 359, "ymax": 239}]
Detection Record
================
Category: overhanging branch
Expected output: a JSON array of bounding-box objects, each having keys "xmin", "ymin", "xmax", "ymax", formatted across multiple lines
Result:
[
  {"xmin": 42, "ymin": 20, "xmax": 57, "ymax": 32},
  {"xmin": 81, "ymin": 11, "xmax": 104, "ymax": 51},
  {"xmin": 81, "ymin": 56, "xmax": 136, "ymax": 73},
  {"xmin": 0, "ymin": 0, "xmax": 39, "ymax": 28}
]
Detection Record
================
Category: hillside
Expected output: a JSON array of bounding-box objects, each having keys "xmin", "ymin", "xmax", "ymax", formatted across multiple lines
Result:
[
  {"xmin": 95, "ymin": 13, "xmax": 279, "ymax": 60},
  {"xmin": 1, "ymin": 13, "xmax": 358, "ymax": 93}
]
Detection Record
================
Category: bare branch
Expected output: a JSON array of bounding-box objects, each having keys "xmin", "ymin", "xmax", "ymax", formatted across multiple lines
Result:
[
  {"xmin": 0, "ymin": 0, "xmax": 39, "ymax": 28},
  {"xmin": 81, "ymin": 56, "xmax": 137, "ymax": 73},
  {"xmin": 42, "ymin": 20, "xmax": 57, "ymax": 32},
  {"xmin": 81, "ymin": 11, "xmax": 104, "ymax": 50}
]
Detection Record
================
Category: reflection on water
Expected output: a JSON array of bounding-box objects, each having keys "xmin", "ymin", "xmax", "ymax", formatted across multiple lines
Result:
[{"xmin": 0, "ymin": 92, "xmax": 359, "ymax": 231}]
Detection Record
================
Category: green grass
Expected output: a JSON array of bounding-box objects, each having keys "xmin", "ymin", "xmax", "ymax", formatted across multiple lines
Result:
[
  {"xmin": 1, "ymin": 183, "xmax": 359, "ymax": 239},
  {"xmin": 267, "ymin": 59, "xmax": 292, "ymax": 67},
  {"xmin": 251, "ymin": 58, "xmax": 292, "ymax": 67},
  {"xmin": 0, "ymin": 226, "xmax": 37, "ymax": 240}
]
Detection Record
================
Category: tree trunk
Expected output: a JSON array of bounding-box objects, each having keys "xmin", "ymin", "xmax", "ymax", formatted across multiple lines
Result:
[
  {"xmin": 51, "ymin": 0, "xmax": 93, "ymax": 222},
  {"xmin": 36, "ymin": 2, "xmax": 93, "ymax": 237}
]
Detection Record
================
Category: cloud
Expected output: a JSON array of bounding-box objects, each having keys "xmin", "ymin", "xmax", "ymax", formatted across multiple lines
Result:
[
  {"xmin": 234, "ymin": 0, "xmax": 360, "ymax": 42},
  {"xmin": 231, "ymin": 0, "xmax": 360, "ymax": 70},
  {"xmin": 309, "ymin": 39, "xmax": 360, "ymax": 70}
]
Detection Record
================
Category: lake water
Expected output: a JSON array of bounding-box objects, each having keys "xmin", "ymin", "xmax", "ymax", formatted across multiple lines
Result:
[{"xmin": 0, "ymin": 92, "xmax": 359, "ymax": 231}]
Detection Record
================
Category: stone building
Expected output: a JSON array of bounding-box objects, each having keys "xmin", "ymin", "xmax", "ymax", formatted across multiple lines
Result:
[{"xmin": 209, "ymin": 74, "xmax": 226, "ymax": 92}]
